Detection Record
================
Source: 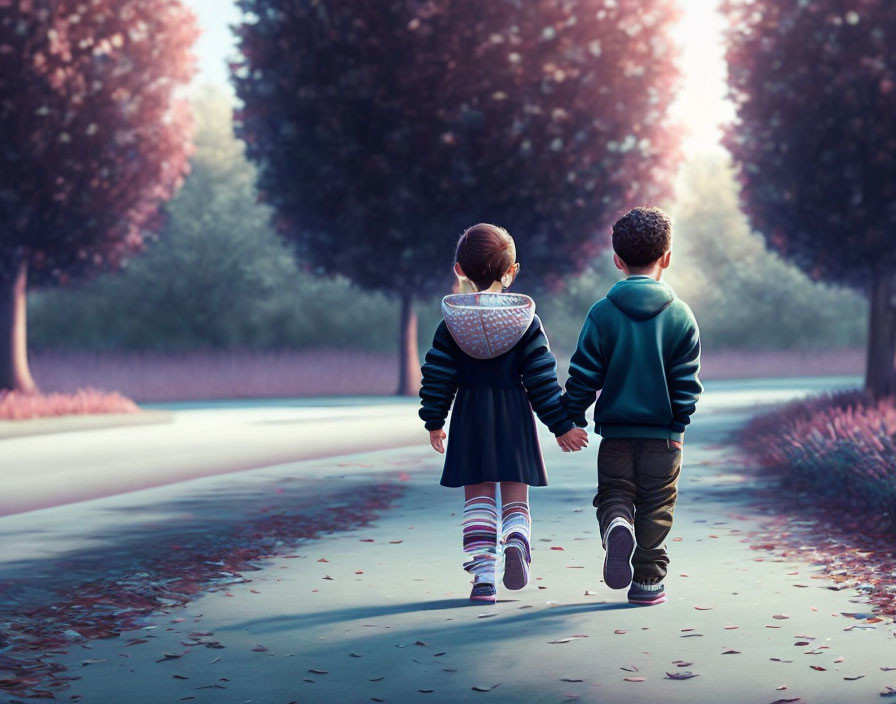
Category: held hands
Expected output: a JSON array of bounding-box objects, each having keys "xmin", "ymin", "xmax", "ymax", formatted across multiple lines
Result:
[
  {"xmin": 429, "ymin": 429, "xmax": 447, "ymax": 454},
  {"xmin": 557, "ymin": 427, "xmax": 589, "ymax": 452},
  {"xmin": 670, "ymin": 439, "xmax": 683, "ymax": 449}
]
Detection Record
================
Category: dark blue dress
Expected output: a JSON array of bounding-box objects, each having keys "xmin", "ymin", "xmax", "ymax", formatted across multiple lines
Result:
[{"xmin": 419, "ymin": 315, "xmax": 573, "ymax": 487}]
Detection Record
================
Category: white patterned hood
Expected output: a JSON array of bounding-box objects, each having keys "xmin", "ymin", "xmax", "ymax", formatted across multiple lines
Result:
[{"xmin": 441, "ymin": 293, "xmax": 535, "ymax": 359}]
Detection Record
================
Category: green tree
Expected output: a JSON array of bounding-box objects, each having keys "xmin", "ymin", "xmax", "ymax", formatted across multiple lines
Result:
[{"xmin": 29, "ymin": 88, "xmax": 399, "ymax": 353}]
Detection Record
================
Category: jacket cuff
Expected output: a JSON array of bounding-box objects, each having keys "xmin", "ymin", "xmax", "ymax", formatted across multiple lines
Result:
[
  {"xmin": 424, "ymin": 420, "xmax": 445, "ymax": 431},
  {"xmin": 669, "ymin": 430, "xmax": 684, "ymax": 443},
  {"xmin": 551, "ymin": 419, "xmax": 576, "ymax": 437}
]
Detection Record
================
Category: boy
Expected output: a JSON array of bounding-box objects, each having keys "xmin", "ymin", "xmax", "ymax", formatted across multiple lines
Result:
[{"xmin": 564, "ymin": 207, "xmax": 702, "ymax": 606}]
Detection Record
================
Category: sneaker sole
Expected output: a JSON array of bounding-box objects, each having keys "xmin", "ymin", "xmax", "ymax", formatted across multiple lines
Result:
[
  {"xmin": 628, "ymin": 593, "xmax": 668, "ymax": 606},
  {"xmin": 503, "ymin": 546, "xmax": 529, "ymax": 591},
  {"xmin": 470, "ymin": 594, "xmax": 497, "ymax": 603},
  {"xmin": 603, "ymin": 523, "xmax": 635, "ymax": 590}
]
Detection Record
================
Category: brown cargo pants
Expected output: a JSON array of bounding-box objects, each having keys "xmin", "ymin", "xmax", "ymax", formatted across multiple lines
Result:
[{"xmin": 593, "ymin": 437, "xmax": 683, "ymax": 584}]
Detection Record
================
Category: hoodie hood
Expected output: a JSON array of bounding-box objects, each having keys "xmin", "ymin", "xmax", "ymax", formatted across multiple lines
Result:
[
  {"xmin": 441, "ymin": 293, "xmax": 535, "ymax": 359},
  {"xmin": 606, "ymin": 277, "xmax": 675, "ymax": 321}
]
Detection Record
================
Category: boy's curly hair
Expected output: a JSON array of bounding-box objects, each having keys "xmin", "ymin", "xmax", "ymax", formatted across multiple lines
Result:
[{"xmin": 611, "ymin": 207, "xmax": 672, "ymax": 268}]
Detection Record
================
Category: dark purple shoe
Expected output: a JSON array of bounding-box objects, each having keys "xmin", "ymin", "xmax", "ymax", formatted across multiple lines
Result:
[
  {"xmin": 502, "ymin": 533, "xmax": 531, "ymax": 591},
  {"xmin": 470, "ymin": 582, "xmax": 497, "ymax": 603},
  {"xmin": 602, "ymin": 517, "xmax": 635, "ymax": 590}
]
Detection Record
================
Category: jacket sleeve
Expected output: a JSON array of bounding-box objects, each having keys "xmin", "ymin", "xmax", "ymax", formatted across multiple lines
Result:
[
  {"xmin": 418, "ymin": 322, "xmax": 459, "ymax": 431},
  {"xmin": 668, "ymin": 315, "xmax": 703, "ymax": 436},
  {"xmin": 563, "ymin": 311, "xmax": 606, "ymax": 427},
  {"xmin": 520, "ymin": 317, "xmax": 575, "ymax": 437}
]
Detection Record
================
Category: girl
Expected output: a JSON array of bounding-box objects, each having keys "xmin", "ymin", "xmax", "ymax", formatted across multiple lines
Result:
[{"xmin": 418, "ymin": 223, "xmax": 588, "ymax": 603}]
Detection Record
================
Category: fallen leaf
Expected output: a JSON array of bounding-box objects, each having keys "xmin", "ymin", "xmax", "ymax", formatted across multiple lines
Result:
[
  {"xmin": 694, "ymin": 605, "xmax": 714, "ymax": 611},
  {"xmin": 770, "ymin": 699, "xmax": 804, "ymax": 704},
  {"xmin": 620, "ymin": 665, "xmax": 639, "ymax": 673},
  {"xmin": 722, "ymin": 650, "xmax": 741, "ymax": 655},
  {"xmin": 810, "ymin": 665, "xmax": 826, "ymax": 671},
  {"xmin": 770, "ymin": 658, "xmax": 794, "ymax": 663},
  {"xmin": 252, "ymin": 645, "xmax": 269, "ymax": 653},
  {"xmin": 773, "ymin": 615, "xmax": 790, "ymax": 620},
  {"xmin": 614, "ymin": 630, "xmax": 626, "ymax": 635},
  {"xmin": 350, "ymin": 652, "xmax": 362, "ymax": 658},
  {"xmin": 389, "ymin": 540, "xmax": 403, "ymax": 544},
  {"xmin": 665, "ymin": 671, "xmax": 699, "ymax": 680},
  {"xmin": 433, "ymin": 652, "xmax": 446, "ymax": 657},
  {"xmin": 560, "ymin": 678, "xmax": 584, "ymax": 682},
  {"xmin": 881, "ymin": 686, "xmax": 896, "ymax": 697},
  {"xmin": 81, "ymin": 659, "xmax": 107, "ymax": 666},
  {"xmin": 308, "ymin": 668, "xmax": 328, "ymax": 675},
  {"xmin": 471, "ymin": 684, "xmax": 500, "ymax": 692},
  {"xmin": 844, "ymin": 675, "xmax": 865, "ymax": 681},
  {"xmin": 155, "ymin": 653, "xmax": 181, "ymax": 663},
  {"xmin": 623, "ymin": 676, "xmax": 645, "ymax": 682},
  {"xmin": 172, "ymin": 674, "xmax": 189, "ymax": 680},
  {"xmin": 550, "ymin": 546, "xmax": 565, "ymax": 551}
]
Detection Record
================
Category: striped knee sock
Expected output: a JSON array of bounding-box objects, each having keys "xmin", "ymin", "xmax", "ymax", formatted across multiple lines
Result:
[
  {"xmin": 501, "ymin": 501, "xmax": 532, "ymax": 554},
  {"xmin": 462, "ymin": 496, "xmax": 498, "ymax": 584}
]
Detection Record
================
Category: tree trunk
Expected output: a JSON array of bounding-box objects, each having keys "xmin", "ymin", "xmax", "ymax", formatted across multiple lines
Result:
[
  {"xmin": 864, "ymin": 268, "xmax": 896, "ymax": 398},
  {"xmin": 396, "ymin": 292, "xmax": 422, "ymax": 396},
  {"xmin": 0, "ymin": 258, "xmax": 38, "ymax": 394}
]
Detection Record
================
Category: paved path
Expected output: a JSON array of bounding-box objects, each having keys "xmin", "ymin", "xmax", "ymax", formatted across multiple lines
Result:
[
  {"xmin": 0, "ymin": 399, "xmax": 421, "ymax": 516},
  {"xmin": 5, "ymin": 377, "xmax": 894, "ymax": 703}
]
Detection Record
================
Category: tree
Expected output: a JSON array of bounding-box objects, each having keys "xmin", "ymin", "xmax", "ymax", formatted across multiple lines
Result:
[
  {"xmin": 0, "ymin": 0, "xmax": 197, "ymax": 392},
  {"xmin": 722, "ymin": 0, "xmax": 896, "ymax": 395},
  {"xmin": 29, "ymin": 87, "xmax": 400, "ymax": 354},
  {"xmin": 232, "ymin": 0, "xmax": 683, "ymax": 395},
  {"xmin": 665, "ymin": 157, "xmax": 866, "ymax": 351}
]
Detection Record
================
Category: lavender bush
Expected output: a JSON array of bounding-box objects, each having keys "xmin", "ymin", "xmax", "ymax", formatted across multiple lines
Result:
[{"xmin": 741, "ymin": 390, "xmax": 896, "ymax": 528}]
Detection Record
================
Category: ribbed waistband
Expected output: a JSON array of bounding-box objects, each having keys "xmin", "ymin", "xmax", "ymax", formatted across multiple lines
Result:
[{"xmin": 457, "ymin": 383, "xmax": 524, "ymax": 390}]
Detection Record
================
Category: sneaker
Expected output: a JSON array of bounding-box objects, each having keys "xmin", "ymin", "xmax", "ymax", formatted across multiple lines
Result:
[
  {"xmin": 602, "ymin": 517, "xmax": 635, "ymax": 590},
  {"xmin": 502, "ymin": 533, "xmax": 531, "ymax": 591},
  {"xmin": 628, "ymin": 581, "xmax": 667, "ymax": 606},
  {"xmin": 470, "ymin": 582, "xmax": 497, "ymax": 603}
]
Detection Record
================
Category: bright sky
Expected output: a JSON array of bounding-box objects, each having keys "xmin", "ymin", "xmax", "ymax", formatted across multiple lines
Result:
[{"xmin": 184, "ymin": 0, "xmax": 733, "ymax": 155}]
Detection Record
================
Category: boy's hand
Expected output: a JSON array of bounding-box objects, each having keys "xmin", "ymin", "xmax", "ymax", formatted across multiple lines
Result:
[
  {"xmin": 670, "ymin": 439, "xmax": 683, "ymax": 450},
  {"xmin": 429, "ymin": 429, "xmax": 447, "ymax": 453},
  {"xmin": 557, "ymin": 427, "xmax": 589, "ymax": 452}
]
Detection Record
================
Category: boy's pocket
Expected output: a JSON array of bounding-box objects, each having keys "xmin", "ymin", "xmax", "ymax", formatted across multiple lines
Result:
[{"xmin": 638, "ymin": 439, "xmax": 683, "ymax": 479}]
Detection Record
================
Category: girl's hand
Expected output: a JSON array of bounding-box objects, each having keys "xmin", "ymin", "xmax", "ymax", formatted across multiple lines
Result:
[{"xmin": 430, "ymin": 429, "xmax": 447, "ymax": 453}]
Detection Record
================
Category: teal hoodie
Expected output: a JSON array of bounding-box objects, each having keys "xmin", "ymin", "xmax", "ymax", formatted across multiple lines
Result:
[{"xmin": 564, "ymin": 276, "xmax": 702, "ymax": 442}]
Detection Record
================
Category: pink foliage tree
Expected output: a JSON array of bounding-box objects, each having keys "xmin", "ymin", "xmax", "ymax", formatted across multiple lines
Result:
[
  {"xmin": 723, "ymin": 0, "xmax": 896, "ymax": 396},
  {"xmin": 0, "ymin": 0, "xmax": 197, "ymax": 392},
  {"xmin": 233, "ymin": 0, "xmax": 683, "ymax": 395}
]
